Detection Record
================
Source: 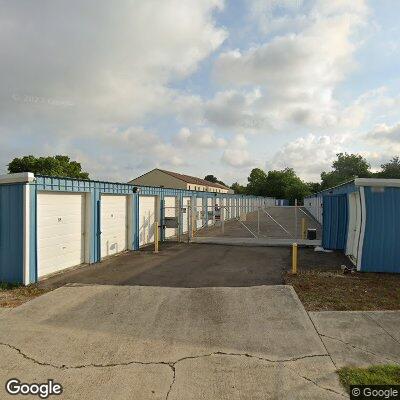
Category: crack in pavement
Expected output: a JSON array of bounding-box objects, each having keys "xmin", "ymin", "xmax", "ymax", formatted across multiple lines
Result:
[
  {"xmin": 318, "ymin": 334, "xmax": 400, "ymax": 365},
  {"xmin": 0, "ymin": 341, "xmax": 329, "ymax": 370},
  {"xmin": 366, "ymin": 314, "xmax": 400, "ymax": 347},
  {"xmin": 0, "ymin": 342, "xmax": 342, "ymax": 398},
  {"xmin": 307, "ymin": 313, "xmax": 338, "ymax": 369},
  {"xmin": 287, "ymin": 367, "xmax": 346, "ymax": 398}
]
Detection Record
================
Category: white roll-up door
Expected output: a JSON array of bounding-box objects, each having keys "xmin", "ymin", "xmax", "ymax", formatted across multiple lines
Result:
[
  {"xmin": 101, "ymin": 195, "xmax": 128, "ymax": 259},
  {"xmin": 37, "ymin": 192, "xmax": 86, "ymax": 278},
  {"xmin": 196, "ymin": 197, "xmax": 203, "ymax": 229},
  {"xmin": 207, "ymin": 197, "xmax": 213, "ymax": 226},
  {"xmin": 222, "ymin": 198, "xmax": 227, "ymax": 220},
  {"xmin": 139, "ymin": 196, "xmax": 156, "ymax": 247},
  {"xmin": 164, "ymin": 196, "xmax": 177, "ymax": 238}
]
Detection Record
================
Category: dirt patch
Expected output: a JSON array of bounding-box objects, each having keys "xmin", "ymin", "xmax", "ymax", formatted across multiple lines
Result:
[
  {"xmin": 285, "ymin": 269, "xmax": 400, "ymax": 311},
  {"xmin": 0, "ymin": 283, "xmax": 51, "ymax": 308}
]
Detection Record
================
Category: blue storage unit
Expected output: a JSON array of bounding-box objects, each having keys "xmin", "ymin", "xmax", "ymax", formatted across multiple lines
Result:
[
  {"xmin": 305, "ymin": 178, "xmax": 400, "ymax": 273},
  {"xmin": 0, "ymin": 172, "xmax": 268, "ymax": 284}
]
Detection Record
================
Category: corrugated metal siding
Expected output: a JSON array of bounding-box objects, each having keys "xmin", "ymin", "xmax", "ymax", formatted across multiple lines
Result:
[
  {"xmin": 0, "ymin": 184, "xmax": 24, "ymax": 283},
  {"xmin": 322, "ymin": 194, "xmax": 348, "ymax": 250},
  {"xmin": 361, "ymin": 187, "xmax": 400, "ymax": 273}
]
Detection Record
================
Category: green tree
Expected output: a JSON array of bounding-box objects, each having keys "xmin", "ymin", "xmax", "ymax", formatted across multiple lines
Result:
[
  {"xmin": 231, "ymin": 182, "xmax": 246, "ymax": 194},
  {"xmin": 321, "ymin": 153, "xmax": 371, "ymax": 189},
  {"xmin": 266, "ymin": 168, "xmax": 310, "ymax": 204},
  {"xmin": 307, "ymin": 182, "xmax": 322, "ymax": 194},
  {"xmin": 376, "ymin": 156, "xmax": 400, "ymax": 179},
  {"xmin": 8, "ymin": 155, "xmax": 89, "ymax": 179},
  {"xmin": 285, "ymin": 180, "xmax": 312, "ymax": 205},
  {"xmin": 204, "ymin": 174, "xmax": 226, "ymax": 187},
  {"xmin": 246, "ymin": 168, "xmax": 268, "ymax": 196}
]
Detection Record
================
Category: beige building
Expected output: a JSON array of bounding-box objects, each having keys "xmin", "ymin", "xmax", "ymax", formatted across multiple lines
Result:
[{"xmin": 129, "ymin": 168, "xmax": 230, "ymax": 193}]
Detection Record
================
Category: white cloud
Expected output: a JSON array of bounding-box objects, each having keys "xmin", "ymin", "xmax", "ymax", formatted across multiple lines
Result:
[
  {"xmin": 367, "ymin": 123, "xmax": 400, "ymax": 150},
  {"xmin": 0, "ymin": 0, "xmax": 226, "ymax": 178},
  {"xmin": 174, "ymin": 127, "xmax": 227, "ymax": 149},
  {"xmin": 268, "ymin": 134, "xmax": 347, "ymax": 181},
  {"xmin": 221, "ymin": 134, "xmax": 254, "ymax": 168},
  {"xmin": 212, "ymin": 0, "xmax": 368, "ymax": 131}
]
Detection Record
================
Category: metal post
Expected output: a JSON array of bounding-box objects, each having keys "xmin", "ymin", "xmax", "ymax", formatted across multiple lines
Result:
[
  {"xmin": 221, "ymin": 206, "xmax": 225, "ymax": 234},
  {"xmin": 177, "ymin": 197, "xmax": 181, "ymax": 243},
  {"xmin": 294, "ymin": 198, "xmax": 298, "ymax": 239},
  {"xmin": 301, "ymin": 218, "xmax": 306, "ymax": 240},
  {"xmin": 191, "ymin": 198, "xmax": 195, "ymax": 238},
  {"xmin": 292, "ymin": 243, "xmax": 298, "ymax": 274},
  {"xmin": 154, "ymin": 221, "xmax": 159, "ymax": 253}
]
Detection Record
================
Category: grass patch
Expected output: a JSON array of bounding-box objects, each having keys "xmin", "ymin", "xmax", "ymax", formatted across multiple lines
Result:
[
  {"xmin": 284, "ymin": 269, "xmax": 400, "ymax": 311},
  {"xmin": 0, "ymin": 283, "xmax": 51, "ymax": 308},
  {"xmin": 338, "ymin": 365, "xmax": 400, "ymax": 391}
]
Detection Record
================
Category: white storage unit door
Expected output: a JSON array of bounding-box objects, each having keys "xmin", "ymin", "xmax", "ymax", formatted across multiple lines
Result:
[
  {"xmin": 222, "ymin": 198, "xmax": 227, "ymax": 220},
  {"xmin": 37, "ymin": 192, "xmax": 86, "ymax": 278},
  {"xmin": 196, "ymin": 197, "xmax": 203, "ymax": 229},
  {"xmin": 207, "ymin": 197, "xmax": 213, "ymax": 226},
  {"xmin": 182, "ymin": 197, "xmax": 191, "ymax": 233},
  {"xmin": 139, "ymin": 196, "xmax": 156, "ymax": 247},
  {"xmin": 164, "ymin": 196, "xmax": 177, "ymax": 238},
  {"xmin": 101, "ymin": 195, "xmax": 128, "ymax": 259}
]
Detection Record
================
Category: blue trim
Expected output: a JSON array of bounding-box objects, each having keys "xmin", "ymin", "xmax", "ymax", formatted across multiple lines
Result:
[
  {"xmin": 96, "ymin": 197, "xmax": 101, "ymax": 262},
  {"xmin": 160, "ymin": 198, "xmax": 165, "ymax": 242},
  {"xmin": 29, "ymin": 184, "xmax": 37, "ymax": 283}
]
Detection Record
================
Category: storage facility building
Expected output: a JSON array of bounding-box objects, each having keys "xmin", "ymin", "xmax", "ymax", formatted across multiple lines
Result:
[
  {"xmin": 0, "ymin": 172, "xmax": 270, "ymax": 285},
  {"xmin": 130, "ymin": 168, "xmax": 231, "ymax": 193},
  {"xmin": 304, "ymin": 178, "xmax": 400, "ymax": 273}
]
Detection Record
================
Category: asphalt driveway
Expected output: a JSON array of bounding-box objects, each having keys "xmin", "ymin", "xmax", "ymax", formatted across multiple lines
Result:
[
  {"xmin": 38, "ymin": 242, "xmax": 351, "ymax": 290},
  {"xmin": 39, "ymin": 243, "xmax": 289, "ymax": 289}
]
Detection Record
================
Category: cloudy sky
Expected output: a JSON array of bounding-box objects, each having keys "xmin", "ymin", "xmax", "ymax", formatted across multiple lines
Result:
[{"xmin": 1, "ymin": 0, "xmax": 400, "ymax": 184}]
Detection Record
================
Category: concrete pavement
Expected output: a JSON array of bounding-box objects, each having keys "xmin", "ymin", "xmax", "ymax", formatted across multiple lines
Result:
[
  {"xmin": 309, "ymin": 311, "xmax": 400, "ymax": 368},
  {"xmin": 0, "ymin": 285, "xmax": 346, "ymax": 399}
]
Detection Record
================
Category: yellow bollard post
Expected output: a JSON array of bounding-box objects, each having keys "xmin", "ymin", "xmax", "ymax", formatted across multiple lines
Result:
[
  {"xmin": 154, "ymin": 221, "xmax": 159, "ymax": 253},
  {"xmin": 292, "ymin": 243, "xmax": 298, "ymax": 274}
]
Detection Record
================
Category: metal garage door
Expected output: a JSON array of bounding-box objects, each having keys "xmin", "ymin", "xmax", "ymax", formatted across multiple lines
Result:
[
  {"xmin": 164, "ymin": 196, "xmax": 177, "ymax": 238},
  {"xmin": 196, "ymin": 197, "xmax": 203, "ymax": 229},
  {"xmin": 37, "ymin": 192, "xmax": 86, "ymax": 278},
  {"xmin": 207, "ymin": 197, "xmax": 213, "ymax": 226},
  {"xmin": 101, "ymin": 195, "xmax": 128, "ymax": 259},
  {"xmin": 139, "ymin": 196, "xmax": 156, "ymax": 247}
]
